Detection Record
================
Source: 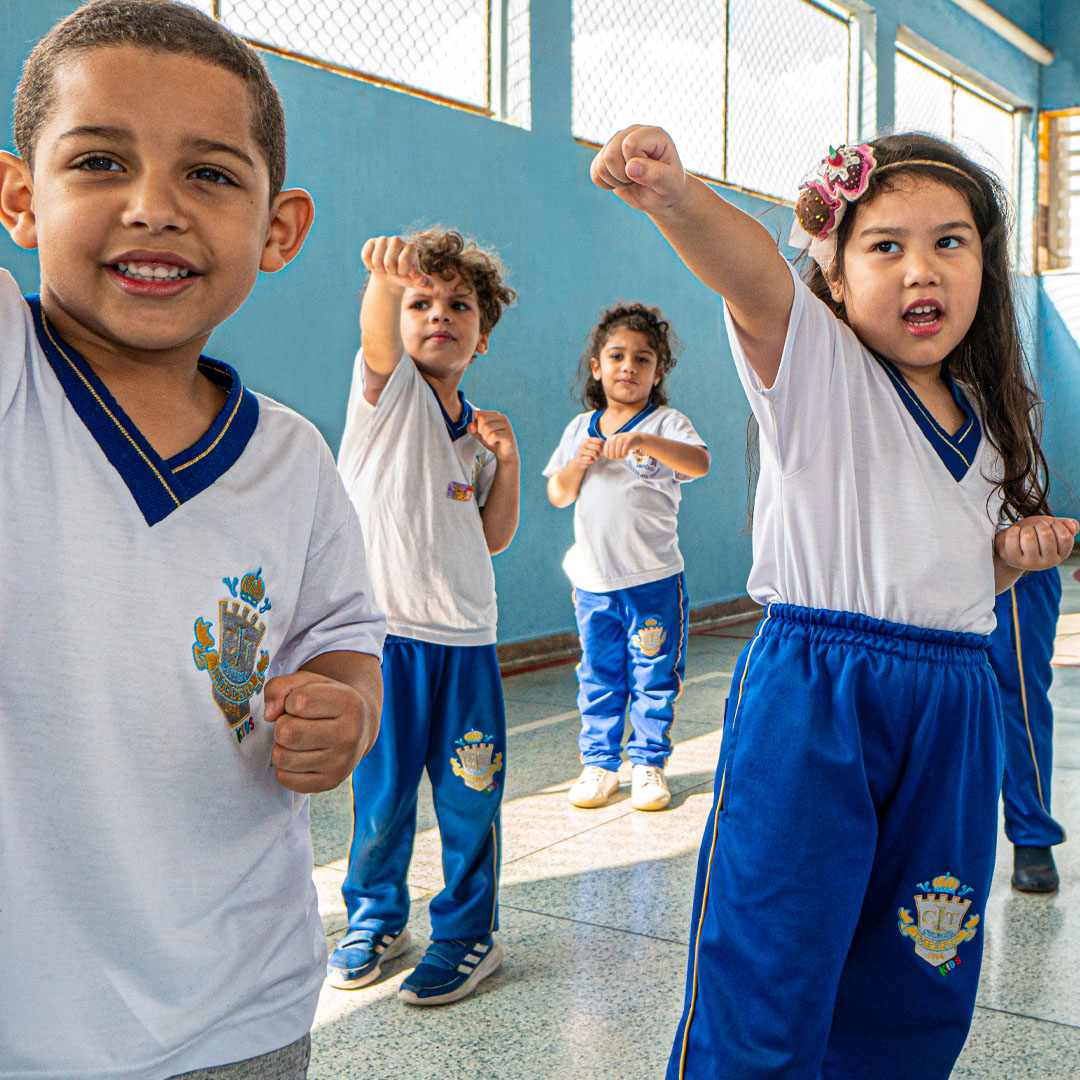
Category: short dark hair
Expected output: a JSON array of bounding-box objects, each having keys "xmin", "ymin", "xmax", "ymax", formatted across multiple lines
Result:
[
  {"xmin": 578, "ymin": 302, "xmax": 682, "ymax": 410},
  {"xmin": 15, "ymin": 0, "xmax": 287, "ymax": 198},
  {"xmin": 408, "ymin": 227, "xmax": 517, "ymax": 335}
]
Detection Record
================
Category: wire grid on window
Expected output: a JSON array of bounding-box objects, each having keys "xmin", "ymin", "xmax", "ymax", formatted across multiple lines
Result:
[
  {"xmin": 894, "ymin": 50, "xmax": 1015, "ymax": 198},
  {"xmin": 572, "ymin": 0, "xmax": 851, "ymax": 202},
  {"xmin": 217, "ymin": 0, "xmax": 492, "ymax": 112},
  {"xmin": 1042, "ymin": 112, "xmax": 1080, "ymax": 270}
]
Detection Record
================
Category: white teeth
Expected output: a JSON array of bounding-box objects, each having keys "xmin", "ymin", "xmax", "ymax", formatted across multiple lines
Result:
[
  {"xmin": 115, "ymin": 262, "xmax": 191, "ymax": 281},
  {"xmin": 907, "ymin": 305, "xmax": 938, "ymax": 315}
]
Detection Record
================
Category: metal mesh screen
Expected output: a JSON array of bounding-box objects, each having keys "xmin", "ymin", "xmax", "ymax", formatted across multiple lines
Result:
[
  {"xmin": 1040, "ymin": 112, "xmax": 1080, "ymax": 270},
  {"xmin": 572, "ymin": 0, "xmax": 851, "ymax": 201},
  {"xmin": 218, "ymin": 0, "xmax": 491, "ymax": 109},
  {"xmin": 894, "ymin": 50, "xmax": 1015, "ymax": 197}
]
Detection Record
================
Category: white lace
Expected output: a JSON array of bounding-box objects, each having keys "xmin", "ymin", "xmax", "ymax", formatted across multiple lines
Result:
[{"xmin": 581, "ymin": 765, "xmax": 613, "ymax": 784}]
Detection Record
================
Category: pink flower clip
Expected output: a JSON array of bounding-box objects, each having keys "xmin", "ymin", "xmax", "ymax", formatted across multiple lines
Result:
[{"xmin": 788, "ymin": 143, "xmax": 877, "ymax": 273}]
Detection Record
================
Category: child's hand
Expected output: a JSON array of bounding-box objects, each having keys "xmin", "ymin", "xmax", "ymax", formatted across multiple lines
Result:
[
  {"xmin": 994, "ymin": 515, "xmax": 1078, "ymax": 571},
  {"xmin": 602, "ymin": 432, "xmax": 645, "ymax": 461},
  {"xmin": 574, "ymin": 437, "xmax": 605, "ymax": 470},
  {"xmin": 263, "ymin": 671, "xmax": 379, "ymax": 793},
  {"xmin": 469, "ymin": 410, "xmax": 519, "ymax": 463},
  {"xmin": 361, "ymin": 235, "xmax": 433, "ymax": 292},
  {"xmin": 590, "ymin": 126, "xmax": 688, "ymax": 216}
]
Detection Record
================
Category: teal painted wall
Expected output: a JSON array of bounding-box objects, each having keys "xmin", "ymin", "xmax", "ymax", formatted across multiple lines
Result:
[{"xmin": 2, "ymin": 1, "xmax": 1074, "ymax": 640}]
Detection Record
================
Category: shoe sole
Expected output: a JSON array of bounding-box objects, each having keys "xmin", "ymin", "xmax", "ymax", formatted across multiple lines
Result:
[
  {"xmin": 326, "ymin": 928, "xmax": 412, "ymax": 990},
  {"xmin": 568, "ymin": 788, "xmax": 617, "ymax": 808},
  {"xmin": 398, "ymin": 939, "xmax": 504, "ymax": 1006},
  {"xmin": 1011, "ymin": 876, "xmax": 1060, "ymax": 894},
  {"xmin": 631, "ymin": 795, "xmax": 671, "ymax": 811}
]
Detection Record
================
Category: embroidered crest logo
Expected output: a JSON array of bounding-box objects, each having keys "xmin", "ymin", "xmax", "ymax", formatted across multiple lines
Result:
[
  {"xmin": 898, "ymin": 872, "xmax": 979, "ymax": 972},
  {"xmin": 192, "ymin": 568, "xmax": 272, "ymax": 743},
  {"xmin": 450, "ymin": 730, "xmax": 503, "ymax": 793},
  {"xmin": 626, "ymin": 449, "xmax": 661, "ymax": 478},
  {"xmin": 632, "ymin": 617, "xmax": 667, "ymax": 658}
]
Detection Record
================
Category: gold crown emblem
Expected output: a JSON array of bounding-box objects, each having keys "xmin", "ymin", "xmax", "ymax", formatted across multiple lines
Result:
[
  {"xmin": 463, "ymin": 730, "xmax": 484, "ymax": 743},
  {"xmin": 932, "ymin": 873, "xmax": 960, "ymax": 894},
  {"xmin": 240, "ymin": 568, "xmax": 265, "ymax": 607}
]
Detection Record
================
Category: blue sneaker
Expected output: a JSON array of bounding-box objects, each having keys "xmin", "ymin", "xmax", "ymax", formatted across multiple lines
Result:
[
  {"xmin": 326, "ymin": 927, "xmax": 411, "ymax": 989},
  {"xmin": 398, "ymin": 934, "xmax": 504, "ymax": 1005}
]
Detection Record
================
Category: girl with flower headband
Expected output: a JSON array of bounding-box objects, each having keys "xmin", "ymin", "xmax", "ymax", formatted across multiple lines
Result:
[
  {"xmin": 591, "ymin": 126, "xmax": 1077, "ymax": 1079},
  {"xmin": 544, "ymin": 303, "xmax": 710, "ymax": 812}
]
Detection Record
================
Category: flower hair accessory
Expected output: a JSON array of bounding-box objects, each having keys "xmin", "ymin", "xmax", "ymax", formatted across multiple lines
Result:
[{"xmin": 788, "ymin": 143, "xmax": 876, "ymax": 273}]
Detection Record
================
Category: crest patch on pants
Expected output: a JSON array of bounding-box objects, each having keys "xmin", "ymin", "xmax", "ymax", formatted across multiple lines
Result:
[
  {"xmin": 897, "ymin": 872, "xmax": 979, "ymax": 971},
  {"xmin": 451, "ymin": 730, "xmax": 504, "ymax": 793},
  {"xmin": 632, "ymin": 616, "xmax": 667, "ymax": 658}
]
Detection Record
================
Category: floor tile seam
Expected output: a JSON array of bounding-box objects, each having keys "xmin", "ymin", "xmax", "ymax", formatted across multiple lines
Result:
[
  {"xmin": 973, "ymin": 1003, "xmax": 1080, "ymax": 1032},
  {"xmin": 497, "ymin": 778, "xmax": 717, "ymax": 867},
  {"xmin": 497, "ymin": 901, "xmax": 690, "ymax": 947}
]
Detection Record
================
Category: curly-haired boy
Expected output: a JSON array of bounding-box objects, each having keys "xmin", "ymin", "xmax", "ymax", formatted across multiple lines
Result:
[{"xmin": 333, "ymin": 227, "xmax": 519, "ymax": 1004}]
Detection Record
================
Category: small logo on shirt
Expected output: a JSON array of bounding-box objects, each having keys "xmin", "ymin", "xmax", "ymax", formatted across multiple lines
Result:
[
  {"xmin": 446, "ymin": 481, "xmax": 474, "ymax": 501},
  {"xmin": 897, "ymin": 872, "xmax": 979, "ymax": 972},
  {"xmin": 451, "ymin": 730, "xmax": 503, "ymax": 793},
  {"xmin": 192, "ymin": 568, "xmax": 272, "ymax": 742},
  {"xmin": 632, "ymin": 617, "xmax": 667, "ymax": 658},
  {"xmin": 626, "ymin": 449, "xmax": 661, "ymax": 478}
]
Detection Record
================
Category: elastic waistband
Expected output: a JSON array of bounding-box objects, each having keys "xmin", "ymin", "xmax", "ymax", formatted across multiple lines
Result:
[{"xmin": 760, "ymin": 603, "xmax": 989, "ymax": 664}]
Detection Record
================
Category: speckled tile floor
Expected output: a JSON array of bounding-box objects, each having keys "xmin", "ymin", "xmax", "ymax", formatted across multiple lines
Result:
[{"xmin": 307, "ymin": 562, "xmax": 1080, "ymax": 1079}]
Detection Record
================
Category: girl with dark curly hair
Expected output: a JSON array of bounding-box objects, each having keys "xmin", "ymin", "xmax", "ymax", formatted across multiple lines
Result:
[{"xmin": 544, "ymin": 303, "xmax": 710, "ymax": 813}]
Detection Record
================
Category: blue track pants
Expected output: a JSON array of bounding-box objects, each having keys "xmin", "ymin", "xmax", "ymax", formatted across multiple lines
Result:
[
  {"xmin": 574, "ymin": 572, "xmax": 687, "ymax": 769},
  {"xmin": 341, "ymin": 636, "xmax": 504, "ymax": 941},
  {"xmin": 989, "ymin": 568, "xmax": 1065, "ymax": 848},
  {"xmin": 668, "ymin": 605, "xmax": 1003, "ymax": 1080}
]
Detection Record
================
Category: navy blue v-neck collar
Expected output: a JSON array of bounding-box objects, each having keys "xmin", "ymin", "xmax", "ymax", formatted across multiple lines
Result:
[
  {"xmin": 873, "ymin": 354, "xmax": 981, "ymax": 482},
  {"xmin": 429, "ymin": 382, "xmax": 474, "ymax": 441},
  {"xmin": 588, "ymin": 400, "xmax": 658, "ymax": 440},
  {"xmin": 29, "ymin": 296, "xmax": 259, "ymax": 526}
]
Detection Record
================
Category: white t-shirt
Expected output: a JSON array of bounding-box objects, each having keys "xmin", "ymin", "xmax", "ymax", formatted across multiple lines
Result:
[
  {"xmin": 543, "ymin": 404, "xmax": 705, "ymax": 593},
  {"xmin": 338, "ymin": 350, "xmax": 499, "ymax": 646},
  {"xmin": 730, "ymin": 262, "xmax": 1003, "ymax": 635},
  {"xmin": 0, "ymin": 271, "xmax": 385, "ymax": 1080}
]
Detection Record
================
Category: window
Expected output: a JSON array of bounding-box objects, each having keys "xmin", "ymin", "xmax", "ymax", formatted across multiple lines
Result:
[
  {"xmin": 184, "ymin": 0, "xmax": 530, "ymax": 125},
  {"xmin": 894, "ymin": 45, "xmax": 1016, "ymax": 199},
  {"xmin": 1038, "ymin": 111, "xmax": 1080, "ymax": 272},
  {"xmin": 572, "ymin": 0, "xmax": 855, "ymax": 201}
]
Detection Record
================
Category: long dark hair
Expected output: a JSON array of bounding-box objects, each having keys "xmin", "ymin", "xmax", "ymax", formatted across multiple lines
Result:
[
  {"xmin": 803, "ymin": 132, "xmax": 1048, "ymax": 522},
  {"xmin": 576, "ymin": 302, "xmax": 682, "ymax": 410}
]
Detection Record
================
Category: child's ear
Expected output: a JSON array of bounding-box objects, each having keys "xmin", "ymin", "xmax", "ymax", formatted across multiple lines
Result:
[
  {"xmin": 589, "ymin": 356, "xmax": 601, "ymax": 380},
  {"xmin": 260, "ymin": 187, "xmax": 315, "ymax": 273},
  {"xmin": 0, "ymin": 152, "xmax": 38, "ymax": 250},
  {"xmin": 825, "ymin": 260, "xmax": 844, "ymax": 305},
  {"xmin": 475, "ymin": 330, "xmax": 491, "ymax": 356}
]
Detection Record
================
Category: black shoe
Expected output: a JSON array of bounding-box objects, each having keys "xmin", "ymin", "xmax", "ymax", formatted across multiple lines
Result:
[{"xmin": 1011, "ymin": 846, "xmax": 1060, "ymax": 893}]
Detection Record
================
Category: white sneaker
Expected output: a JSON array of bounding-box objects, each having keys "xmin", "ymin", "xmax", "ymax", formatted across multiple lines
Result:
[
  {"xmin": 631, "ymin": 765, "xmax": 670, "ymax": 811},
  {"xmin": 568, "ymin": 765, "xmax": 619, "ymax": 808}
]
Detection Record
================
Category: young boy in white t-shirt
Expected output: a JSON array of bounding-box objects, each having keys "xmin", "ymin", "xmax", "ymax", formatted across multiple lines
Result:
[
  {"xmin": 0, "ymin": 4, "xmax": 384, "ymax": 1078},
  {"xmin": 332, "ymin": 228, "xmax": 519, "ymax": 1005}
]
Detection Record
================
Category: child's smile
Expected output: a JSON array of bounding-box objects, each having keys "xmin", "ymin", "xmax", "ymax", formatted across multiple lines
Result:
[{"xmin": 832, "ymin": 177, "xmax": 983, "ymax": 388}]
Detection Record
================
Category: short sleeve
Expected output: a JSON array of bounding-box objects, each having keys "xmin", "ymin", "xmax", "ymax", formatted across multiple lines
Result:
[
  {"xmin": 474, "ymin": 445, "xmax": 498, "ymax": 507},
  {"xmin": 0, "ymin": 271, "xmax": 30, "ymax": 419},
  {"xmin": 657, "ymin": 408, "xmax": 708, "ymax": 481},
  {"xmin": 723, "ymin": 260, "xmax": 844, "ymax": 475},
  {"xmin": 274, "ymin": 439, "xmax": 386, "ymax": 674},
  {"xmin": 543, "ymin": 415, "xmax": 590, "ymax": 477}
]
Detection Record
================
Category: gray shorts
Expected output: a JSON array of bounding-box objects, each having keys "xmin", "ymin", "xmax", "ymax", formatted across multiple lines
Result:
[{"xmin": 167, "ymin": 1034, "xmax": 310, "ymax": 1080}]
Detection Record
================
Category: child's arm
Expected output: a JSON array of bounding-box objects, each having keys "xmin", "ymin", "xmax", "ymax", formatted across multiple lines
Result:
[
  {"xmin": 547, "ymin": 437, "xmax": 605, "ymax": 508},
  {"xmin": 359, "ymin": 235, "xmax": 433, "ymax": 405},
  {"xmin": 471, "ymin": 409, "xmax": 520, "ymax": 554},
  {"xmin": 591, "ymin": 126, "xmax": 794, "ymax": 389},
  {"xmin": 602, "ymin": 432, "xmax": 711, "ymax": 478},
  {"xmin": 262, "ymin": 650, "xmax": 383, "ymax": 793},
  {"xmin": 992, "ymin": 516, "xmax": 1078, "ymax": 593}
]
